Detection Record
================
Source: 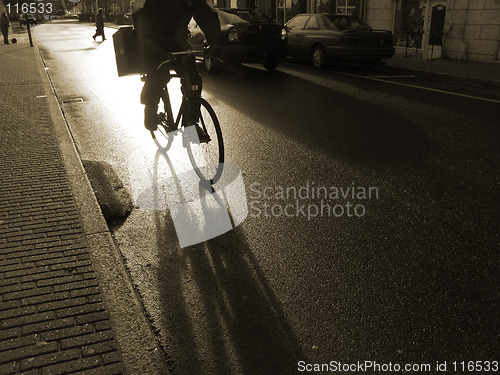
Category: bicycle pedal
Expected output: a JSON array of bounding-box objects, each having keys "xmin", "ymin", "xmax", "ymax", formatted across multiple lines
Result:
[
  {"xmin": 199, "ymin": 134, "xmax": 211, "ymax": 144},
  {"xmin": 157, "ymin": 113, "xmax": 172, "ymax": 129},
  {"xmin": 187, "ymin": 135, "xmax": 210, "ymax": 145},
  {"xmin": 196, "ymin": 127, "xmax": 210, "ymax": 143}
]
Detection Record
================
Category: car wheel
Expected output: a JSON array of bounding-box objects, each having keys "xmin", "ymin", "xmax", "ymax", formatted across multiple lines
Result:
[
  {"xmin": 204, "ymin": 54, "xmax": 218, "ymax": 73},
  {"xmin": 263, "ymin": 58, "xmax": 279, "ymax": 71},
  {"xmin": 311, "ymin": 45, "xmax": 326, "ymax": 69}
]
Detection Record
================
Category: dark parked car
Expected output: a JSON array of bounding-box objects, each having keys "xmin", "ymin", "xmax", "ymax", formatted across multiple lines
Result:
[
  {"xmin": 112, "ymin": 12, "xmax": 132, "ymax": 25},
  {"xmin": 285, "ymin": 13, "xmax": 395, "ymax": 69},
  {"xmin": 19, "ymin": 14, "xmax": 37, "ymax": 26},
  {"xmin": 188, "ymin": 9, "xmax": 288, "ymax": 72}
]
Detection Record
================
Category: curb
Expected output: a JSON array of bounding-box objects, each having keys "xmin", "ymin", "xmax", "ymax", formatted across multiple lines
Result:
[
  {"xmin": 35, "ymin": 46, "xmax": 171, "ymax": 374},
  {"xmin": 387, "ymin": 54, "xmax": 500, "ymax": 87},
  {"xmin": 386, "ymin": 63, "xmax": 500, "ymax": 87}
]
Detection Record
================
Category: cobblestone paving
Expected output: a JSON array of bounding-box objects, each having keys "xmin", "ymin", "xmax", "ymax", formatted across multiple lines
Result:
[{"xmin": 0, "ymin": 45, "xmax": 124, "ymax": 375}]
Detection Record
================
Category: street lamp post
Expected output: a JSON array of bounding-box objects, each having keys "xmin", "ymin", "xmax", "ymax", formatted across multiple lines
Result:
[{"xmin": 25, "ymin": 13, "xmax": 33, "ymax": 47}]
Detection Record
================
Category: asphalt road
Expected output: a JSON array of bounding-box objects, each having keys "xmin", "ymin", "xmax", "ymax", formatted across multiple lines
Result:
[{"xmin": 33, "ymin": 21, "xmax": 499, "ymax": 375}]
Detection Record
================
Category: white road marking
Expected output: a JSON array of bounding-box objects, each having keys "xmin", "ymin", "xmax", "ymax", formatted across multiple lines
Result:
[
  {"xmin": 366, "ymin": 75, "xmax": 417, "ymax": 78},
  {"xmin": 333, "ymin": 71, "xmax": 500, "ymax": 104}
]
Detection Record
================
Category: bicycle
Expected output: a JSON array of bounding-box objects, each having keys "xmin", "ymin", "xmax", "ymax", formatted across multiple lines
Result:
[{"xmin": 147, "ymin": 50, "xmax": 224, "ymax": 185}]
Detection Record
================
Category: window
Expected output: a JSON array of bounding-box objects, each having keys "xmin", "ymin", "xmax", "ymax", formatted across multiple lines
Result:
[
  {"xmin": 323, "ymin": 15, "xmax": 337, "ymax": 30},
  {"xmin": 111, "ymin": 3, "xmax": 120, "ymax": 13},
  {"xmin": 325, "ymin": 15, "xmax": 372, "ymax": 31},
  {"xmin": 286, "ymin": 15, "xmax": 309, "ymax": 30},
  {"xmin": 336, "ymin": 0, "xmax": 362, "ymax": 17},
  {"xmin": 220, "ymin": 10, "xmax": 273, "ymax": 23},
  {"xmin": 304, "ymin": 16, "xmax": 319, "ymax": 30}
]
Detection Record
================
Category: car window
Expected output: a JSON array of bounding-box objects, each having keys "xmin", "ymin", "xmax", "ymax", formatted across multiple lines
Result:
[
  {"xmin": 304, "ymin": 16, "xmax": 319, "ymax": 30},
  {"xmin": 219, "ymin": 10, "xmax": 249, "ymax": 24},
  {"xmin": 349, "ymin": 18, "xmax": 373, "ymax": 31},
  {"xmin": 286, "ymin": 15, "xmax": 309, "ymax": 30},
  {"xmin": 325, "ymin": 15, "xmax": 373, "ymax": 31},
  {"xmin": 322, "ymin": 15, "xmax": 337, "ymax": 30},
  {"xmin": 219, "ymin": 10, "xmax": 273, "ymax": 24},
  {"xmin": 239, "ymin": 10, "xmax": 273, "ymax": 23}
]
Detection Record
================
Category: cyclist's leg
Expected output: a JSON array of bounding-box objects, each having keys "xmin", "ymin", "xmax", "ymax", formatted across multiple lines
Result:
[
  {"xmin": 141, "ymin": 65, "xmax": 173, "ymax": 131},
  {"xmin": 140, "ymin": 69, "xmax": 171, "ymax": 108},
  {"xmin": 172, "ymin": 55, "xmax": 202, "ymax": 124},
  {"xmin": 141, "ymin": 73, "xmax": 166, "ymax": 131},
  {"xmin": 179, "ymin": 55, "xmax": 202, "ymax": 97},
  {"xmin": 133, "ymin": 9, "xmax": 170, "ymax": 130}
]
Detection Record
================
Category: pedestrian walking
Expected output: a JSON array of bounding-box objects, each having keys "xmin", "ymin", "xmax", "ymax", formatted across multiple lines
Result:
[
  {"xmin": 1, "ymin": 10, "xmax": 10, "ymax": 44},
  {"xmin": 93, "ymin": 8, "xmax": 105, "ymax": 41}
]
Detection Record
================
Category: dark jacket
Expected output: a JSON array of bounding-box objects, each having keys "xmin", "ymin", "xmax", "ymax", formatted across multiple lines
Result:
[
  {"xmin": 0, "ymin": 12, "xmax": 10, "ymax": 32},
  {"xmin": 95, "ymin": 12, "xmax": 104, "ymax": 28},
  {"xmin": 134, "ymin": 0, "xmax": 221, "ymax": 63}
]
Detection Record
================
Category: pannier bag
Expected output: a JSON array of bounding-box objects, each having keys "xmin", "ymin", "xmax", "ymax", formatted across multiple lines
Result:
[{"xmin": 112, "ymin": 26, "xmax": 145, "ymax": 77}]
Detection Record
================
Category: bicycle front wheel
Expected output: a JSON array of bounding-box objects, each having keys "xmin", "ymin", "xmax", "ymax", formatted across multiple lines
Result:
[{"xmin": 186, "ymin": 97, "xmax": 224, "ymax": 184}]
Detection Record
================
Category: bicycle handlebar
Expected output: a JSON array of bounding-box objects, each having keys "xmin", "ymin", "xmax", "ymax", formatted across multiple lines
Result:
[
  {"xmin": 171, "ymin": 50, "xmax": 201, "ymax": 56},
  {"xmin": 157, "ymin": 49, "xmax": 224, "ymax": 71},
  {"xmin": 157, "ymin": 50, "xmax": 200, "ymax": 70}
]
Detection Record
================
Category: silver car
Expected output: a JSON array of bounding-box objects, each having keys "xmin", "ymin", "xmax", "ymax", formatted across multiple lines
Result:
[{"xmin": 285, "ymin": 13, "xmax": 395, "ymax": 69}]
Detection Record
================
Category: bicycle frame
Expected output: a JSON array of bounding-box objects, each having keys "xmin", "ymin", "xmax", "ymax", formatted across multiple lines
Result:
[
  {"xmin": 147, "ymin": 50, "xmax": 224, "ymax": 184},
  {"xmin": 155, "ymin": 52, "xmax": 201, "ymax": 133}
]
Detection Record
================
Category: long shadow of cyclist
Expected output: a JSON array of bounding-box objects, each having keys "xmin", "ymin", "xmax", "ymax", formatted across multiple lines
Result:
[{"xmin": 149, "ymin": 147, "xmax": 306, "ymax": 375}]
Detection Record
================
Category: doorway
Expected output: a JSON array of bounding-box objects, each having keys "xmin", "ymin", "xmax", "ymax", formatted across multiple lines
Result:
[{"xmin": 422, "ymin": 1, "xmax": 447, "ymax": 59}]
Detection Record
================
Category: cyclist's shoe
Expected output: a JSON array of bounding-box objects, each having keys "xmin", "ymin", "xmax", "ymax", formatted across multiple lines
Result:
[
  {"xmin": 195, "ymin": 124, "xmax": 210, "ymax": 143},
  {"xmin": 144, "ymin": 106, "xmax": 159, "ymax": 131}
]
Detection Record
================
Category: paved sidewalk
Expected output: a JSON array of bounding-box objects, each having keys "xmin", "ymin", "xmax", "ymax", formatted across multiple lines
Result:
[
  {"xmin": 387, "ymin": 49, "xmax": 500, "ymax": 85},
  {"xmin": 0, "ymin": 40, "xmax": 168, "ymax": 374}
]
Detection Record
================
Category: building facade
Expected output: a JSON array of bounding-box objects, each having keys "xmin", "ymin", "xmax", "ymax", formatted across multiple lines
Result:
[
  {"xmin": 363, "ymin": 0, "xmax": 500, "ymax": 62},
  {"xmin": 76, "ymin": 0, "xmax": 130, "ymax": 22},
  {"xmin": 249, "ymin": 0, "xmax": 500, "ymax": 62}
]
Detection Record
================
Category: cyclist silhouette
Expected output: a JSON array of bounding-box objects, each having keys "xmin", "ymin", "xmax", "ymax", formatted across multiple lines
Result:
[{"xmin": 131, "ymin": 0, "xmax": 222, "ymax": 131}]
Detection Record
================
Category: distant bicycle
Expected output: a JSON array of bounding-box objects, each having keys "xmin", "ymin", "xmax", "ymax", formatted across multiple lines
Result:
[{"xmin": 148, "ymin": 50, "xmax": 224, "ymax": 185}]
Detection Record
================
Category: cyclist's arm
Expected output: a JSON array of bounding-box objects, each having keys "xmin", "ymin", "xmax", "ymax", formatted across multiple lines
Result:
[{"xmin": 192, "ymin": 1, "xmax": 222, "ymax": 46}]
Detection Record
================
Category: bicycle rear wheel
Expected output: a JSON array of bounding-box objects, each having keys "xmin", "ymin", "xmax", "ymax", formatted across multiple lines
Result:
[{"xmin": 186, "ymin": 97, "xmax": 224, "ymax": 184}]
